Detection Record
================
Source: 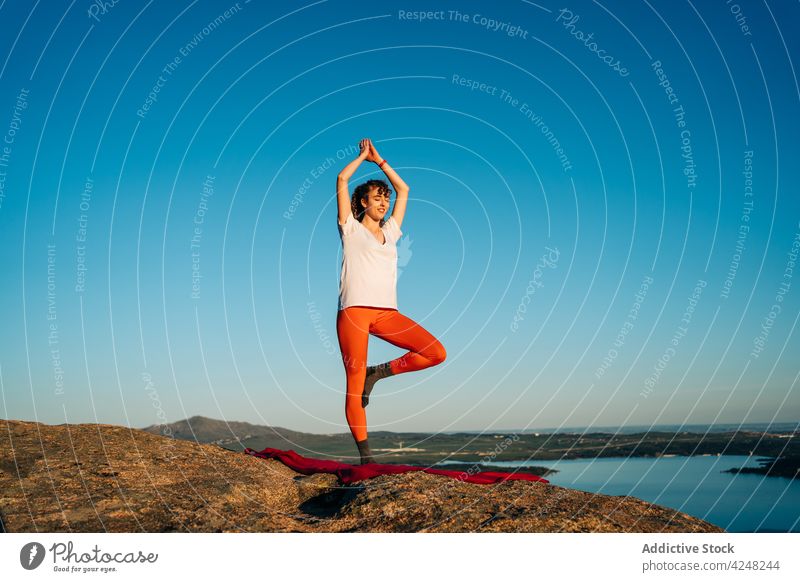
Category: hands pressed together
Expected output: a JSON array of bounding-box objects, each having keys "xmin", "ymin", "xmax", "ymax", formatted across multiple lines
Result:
[{"xmin": 358, "ymin": 138, "xmax": 383, "ymax": 164}]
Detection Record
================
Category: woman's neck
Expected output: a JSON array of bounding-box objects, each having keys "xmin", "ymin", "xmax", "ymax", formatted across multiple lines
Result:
[{"xmin": 361, "ymin": 215, "xmax": 382, "ymax": 231}]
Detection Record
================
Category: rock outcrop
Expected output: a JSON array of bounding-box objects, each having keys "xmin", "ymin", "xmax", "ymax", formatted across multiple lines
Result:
[{"xmin": 0, "ymin": 419, "xmax": 724, "ymax": 532}]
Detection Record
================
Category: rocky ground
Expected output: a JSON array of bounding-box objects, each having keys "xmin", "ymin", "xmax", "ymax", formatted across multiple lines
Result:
[{"xmin": 0, "ymin": 419, "xmax": 724, "ymax": 533}]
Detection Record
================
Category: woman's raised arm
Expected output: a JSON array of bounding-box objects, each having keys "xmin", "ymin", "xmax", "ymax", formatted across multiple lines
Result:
[
  {"xmin": 337, "ymin": 139, "xmax": 370, "ymax": 224},
  {"xmin": 369, "ymin": 140, "xmax": 409, "ymax": 230}
]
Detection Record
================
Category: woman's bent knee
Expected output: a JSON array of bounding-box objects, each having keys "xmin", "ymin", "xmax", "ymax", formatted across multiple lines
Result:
[{"xmin": 429, "ymin": 342, "xmax": 446, "ymax": 365}]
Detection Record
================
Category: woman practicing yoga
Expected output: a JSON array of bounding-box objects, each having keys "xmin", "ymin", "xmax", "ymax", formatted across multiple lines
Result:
[{"xmin": 336, "ymin": 138, "xmax": 447, "ymax": 465}]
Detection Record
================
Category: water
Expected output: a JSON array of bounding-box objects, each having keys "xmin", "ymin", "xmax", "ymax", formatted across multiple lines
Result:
[
  {"xmin": 444, "ymin": 421, "xmax": 799, "ymax": 435},
  {"xmin": 439, "ymin": 455, "xmax": 800, "ymax": 532}
]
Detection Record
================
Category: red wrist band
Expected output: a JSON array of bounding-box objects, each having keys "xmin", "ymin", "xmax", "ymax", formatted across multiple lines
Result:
[{"xmin": 378, "ymin": 159, "xmax": 387, "ymax": 168}]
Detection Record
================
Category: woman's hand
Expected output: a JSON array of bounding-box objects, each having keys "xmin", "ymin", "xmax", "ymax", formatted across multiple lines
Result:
[
  {"xmin": 366, "ymin": 139, "xmax": 383, "ymax": 164},
  {"xmin": 359, "ymin": 138, "xmax": 382, "ymax": 163},
  {"xmin": 358, "ymin": 138, "xmax": 371, "ymax": 160}
]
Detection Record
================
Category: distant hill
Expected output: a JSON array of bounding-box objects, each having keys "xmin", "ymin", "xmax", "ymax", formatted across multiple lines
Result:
[
  {"xmin": 140, "ymin": 415, "xmax": 391, "ymax": 459},
  {"xmin": 141, "ymin": 415, "xmax": 310, "ymax": 445}
]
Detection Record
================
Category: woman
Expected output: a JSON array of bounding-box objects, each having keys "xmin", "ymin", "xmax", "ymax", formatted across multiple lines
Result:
[{"xmin": 336, "ymin": 138, "xmax": 447, "ymax": 464}]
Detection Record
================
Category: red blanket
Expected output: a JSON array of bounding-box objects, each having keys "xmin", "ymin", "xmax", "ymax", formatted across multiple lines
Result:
[{"xmin": 244, "ymin": 447, "xmax": 549, "ymax": 485}]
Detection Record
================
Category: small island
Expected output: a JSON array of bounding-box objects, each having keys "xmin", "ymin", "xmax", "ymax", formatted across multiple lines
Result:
[{"xmin": 723, "ymin": 455, "xmax": 800, "ymax": 479}]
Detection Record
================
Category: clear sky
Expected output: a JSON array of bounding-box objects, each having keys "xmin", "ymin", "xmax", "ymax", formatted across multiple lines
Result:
[{"xmin": 0, "ymin": 0, "xmax": 798, "ymax": 434}]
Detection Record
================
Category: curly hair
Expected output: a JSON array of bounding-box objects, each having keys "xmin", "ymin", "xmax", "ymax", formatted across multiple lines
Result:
[{"xmin": 351, "ymin": 179, "xmax": 392, "ymax": 228}]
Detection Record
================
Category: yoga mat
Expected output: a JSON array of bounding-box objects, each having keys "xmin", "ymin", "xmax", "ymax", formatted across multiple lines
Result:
[{"xmin": 244, "ymin": 447, "xmax": 549, "ymax": 485}]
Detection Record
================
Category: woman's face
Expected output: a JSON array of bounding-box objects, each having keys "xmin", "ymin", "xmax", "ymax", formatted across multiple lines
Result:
[{"xmin": 360, "ymin": 186, "xmax": 390, "ymax": 221}]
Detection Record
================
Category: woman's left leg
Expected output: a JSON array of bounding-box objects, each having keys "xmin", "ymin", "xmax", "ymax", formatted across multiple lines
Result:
[{"xmin": 336, "ymin": 307, "xmax": 373, "ymax": 460}]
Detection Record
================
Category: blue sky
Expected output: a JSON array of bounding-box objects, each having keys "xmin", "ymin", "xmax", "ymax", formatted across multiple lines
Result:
[{"xmin": 0, "ymin": 0, "xmax": 798, "ymax": 434}]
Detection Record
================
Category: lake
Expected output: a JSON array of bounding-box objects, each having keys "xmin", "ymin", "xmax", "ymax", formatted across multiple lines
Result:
[{"xmin": 439, "ymin": 454, "xmax": 799, "ymax": 532}]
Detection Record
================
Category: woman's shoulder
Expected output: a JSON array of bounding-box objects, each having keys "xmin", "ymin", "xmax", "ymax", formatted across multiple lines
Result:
[
  {"xmin": 338, "ymin": 212, "xmax": 358, "ymax": 237},
  {"xmin": 338, "ymin": 212, "xmax": 354, "ymax": 226},
  {"xmin": 380, "ymin": 215, "xmax": 403, "ymax": 243}
]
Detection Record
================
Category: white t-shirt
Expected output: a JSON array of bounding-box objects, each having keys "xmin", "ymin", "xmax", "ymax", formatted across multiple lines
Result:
[{"xmin": 337, "ymin": 212, "xmax": 404, "ymax": 310}]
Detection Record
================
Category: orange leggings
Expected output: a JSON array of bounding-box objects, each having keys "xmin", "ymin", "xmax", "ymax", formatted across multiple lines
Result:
[{"xmin": 336, "ymin": 306, "xmax": 447, "ymax": 442}]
